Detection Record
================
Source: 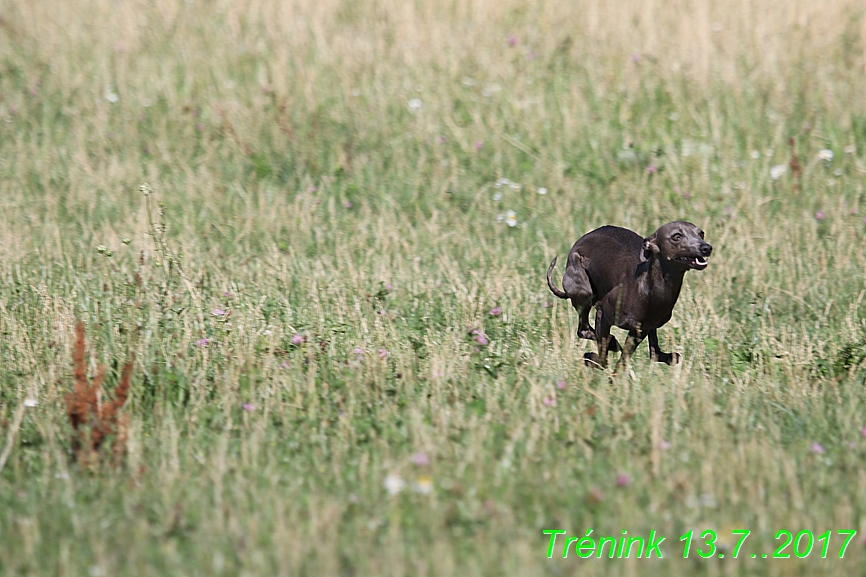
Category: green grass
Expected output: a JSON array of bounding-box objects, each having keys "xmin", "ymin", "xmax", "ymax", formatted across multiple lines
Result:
[{"xmin": 2, "ymin": 0, "xmax": 866, "ymax": 574}]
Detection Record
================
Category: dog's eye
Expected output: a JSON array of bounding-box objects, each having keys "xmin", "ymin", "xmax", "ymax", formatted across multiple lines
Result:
[{"xmin": 672, "ymin": 233, "xmax": 683, "ymax": 241}]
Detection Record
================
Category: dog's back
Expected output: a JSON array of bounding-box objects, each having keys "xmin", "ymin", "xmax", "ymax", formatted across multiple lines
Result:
[{"xmin": 572, "ymin": 226, "xmax": 642, "ymax": 300}]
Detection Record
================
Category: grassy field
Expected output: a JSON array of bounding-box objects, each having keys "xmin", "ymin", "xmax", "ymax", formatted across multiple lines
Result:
[{"xmin": 2, "ymin": 0, "xmax": 866, "ymax": 574}]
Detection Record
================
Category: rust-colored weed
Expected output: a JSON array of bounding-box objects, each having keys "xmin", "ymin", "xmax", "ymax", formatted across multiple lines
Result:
[
  {"xmin": 788, "ymin": 137, "xmax": 802, "ymax": 188},
  {"xmin": 65, "ymin": 321, "xmax": 134, "ymax": 466}
]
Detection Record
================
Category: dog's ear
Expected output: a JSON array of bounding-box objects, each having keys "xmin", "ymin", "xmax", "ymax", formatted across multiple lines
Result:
[{"xmin": 641, "ymin": 234, "xmax": 660, "ymax": 262}]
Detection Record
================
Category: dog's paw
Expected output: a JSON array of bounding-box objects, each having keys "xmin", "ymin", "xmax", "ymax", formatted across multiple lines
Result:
[
  {"xmin": 653, "ymin": 351, "xmax": 682, "ymax": 365},
  {"xmin": 583, "ymin": 352, "xmax": 603, "ymax": 369},
  {"xmin": 578, "ymin": 329, "xmax": 597, "ymax": 341}
]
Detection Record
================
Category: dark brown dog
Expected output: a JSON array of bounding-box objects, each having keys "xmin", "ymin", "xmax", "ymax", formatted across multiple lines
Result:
[{"xmin": 547, "ymin": 221, "xmax": 711, "ymax": 370}]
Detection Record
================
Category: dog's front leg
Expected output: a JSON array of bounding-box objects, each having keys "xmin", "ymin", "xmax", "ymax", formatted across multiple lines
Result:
[
  {"xmin": 648, "ymin": 329, "xmax": 681, "ymax": 365},
  {"xmin": 613, "ymin": 330, "xmax": 644, "ymax": 373}
]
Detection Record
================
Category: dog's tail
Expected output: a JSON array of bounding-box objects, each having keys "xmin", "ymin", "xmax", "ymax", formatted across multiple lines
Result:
[{"xmin": 547, "ymin": 256, "xmax": 569, "ymax": 299}]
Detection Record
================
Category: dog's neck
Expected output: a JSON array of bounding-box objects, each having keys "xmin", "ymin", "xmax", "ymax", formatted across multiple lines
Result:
[{"xmin": 640, "ymin": 255, "xmax": 686, "ymax": 300}]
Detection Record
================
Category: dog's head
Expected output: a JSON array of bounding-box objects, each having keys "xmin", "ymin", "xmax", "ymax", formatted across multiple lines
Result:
[{"xmin": 641, "ymin": 221, "xmax": 712, "ymax": 270}]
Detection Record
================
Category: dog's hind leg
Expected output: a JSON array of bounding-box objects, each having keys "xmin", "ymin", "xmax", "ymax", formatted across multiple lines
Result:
[
  {"xmin": 562, "ymin": 257, "xmax": 601, "ymax": 342},
  {"xmin": 585, "ymin": 308, "xmax": 617, "ymax": 369},
  {"xmin": 648, "ymin": 329, "xmax": 681, "ymax": 365}
]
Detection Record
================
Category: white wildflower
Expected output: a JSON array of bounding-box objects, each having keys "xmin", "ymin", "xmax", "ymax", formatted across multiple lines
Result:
[
  {"xmin": 817, "ymin": 149, "xmax": 834, "ymax": 161},
  {"xmin": 384, "ymin": 473, "xmax": 405, "ymax": 496},
  {"xmin": 770, "ymin": 164, "xmax": 787, "ymax": 180},
  {"xmin": 482, "ymin": 84, "xmax": 501, "ymax": 97},
  {"xmin": 412, "ymin": 475, "xmax": 434, "ymax": 495},
  {"xmin": 505, "ymin": 210, "xmax": 517, "ymax": 227}
]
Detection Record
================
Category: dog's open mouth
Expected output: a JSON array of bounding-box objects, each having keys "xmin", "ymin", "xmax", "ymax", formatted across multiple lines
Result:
[{"xmin": 676, "ymin": 255, "xmax": 709, "ymax": 270}]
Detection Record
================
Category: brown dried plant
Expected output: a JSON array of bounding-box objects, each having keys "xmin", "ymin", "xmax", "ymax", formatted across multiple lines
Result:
[{"xmin": 65, "ymin": 321, "xmax": 134, "ymax": 466}]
